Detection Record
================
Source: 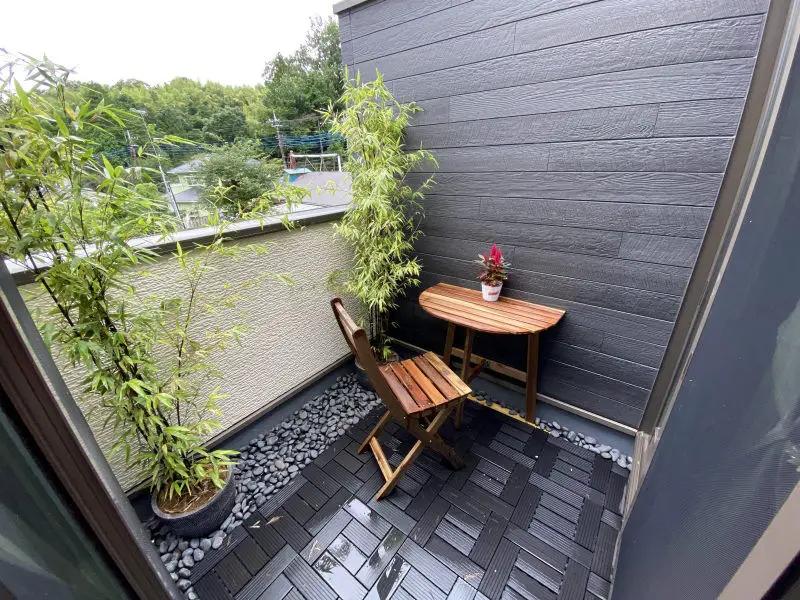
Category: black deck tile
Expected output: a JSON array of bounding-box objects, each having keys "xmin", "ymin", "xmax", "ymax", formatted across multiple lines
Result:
[
  {"xmin": 344, "ymin": 497, "xmax": 393, "ymax": 538},
  {"xmin": 475, "ymin": 421, "xmax": 503, "ymax": 446},
  {"xmin": 476, "ymin": 458, "xmax": 511, "ymax": 484},
  {"xmin": 611, "ymin": 463, "xmax": 630, "ymax": 478},
  {"xmin": 328, "ymin": 533, "xmax": 368, "ymax": 574},
  {"xmin": 507, "ymin": 566, "xmax": 557, "ymax": 600},
  {"xmin": 284, "ymin": 589, "xmax": 304, "ymax": 600},
  {"xmin": 363, "ymin": 554, "xmax": 410, "ymax": 600},
  {"xmin": 195, "ymin": 572, "xmax": 232, "ymax": 600},
  {"xmin": 316, "ymin": 436, "xmax": 351, "ymax": 467},
  {"xmin": 217, "ymin": 553, "xmax": 252, "ymax": 596},
  {"xmin": 510, "ymin": 484, "xmax": 543, "ymax": 529},
  {"xmin": 347, "ymin": 440, "xmax": 372, "ymax": 462},
  {"xmin": 314, "ymin": 551, "xmax": 368, "ymax": 600},
  {"xmin": 448, "ymin": 578, "xmax": 479, "ymax": 600},
  {"xmin": 367, "ymin": 496, "xmax": 417, "ymax": 534},
  {"xmin": 516, "ymin": 548, "xmax": 562, "ymax": 594},
  {"xmin": 283, "ymin": 493, "xmax": 315, "ymax": 526},
  {"xmin": 301, "ymin": 508, "xmax": 351, "ymax": 564},
  {"xmin": 504, "ymin": 524, "xmax": 568, "ymax": 574},
  {"xmin": 574, "ymin": 501, "xmax": 603, "ymax": 551},
  {"xmin": 584, "ymin": 591, "xmax": 603, "ymax": 600},
  {"xmin": 604, "ymin": 473, "xmax": 626, "ymax": 515},
  {"xmin": 550, "ymin": 471, "xmax": 590, "ymax": 497},
  {"xmin": 600, "ymin": 510, "xmax": 621, "ymax": 531},
  {"xmin": 447, "ymin": 454, "xmax": 480, "ymax": 490},
  {"xmin": 495, "ymin": 432, "xmax": 527, "ymax": 452},
  {"xmin": 284, "ymin": 554, "xmax": 337, "ymax": 600},
  {"xmin": 425, "ymin": 534, "xmax": 484, "ymax": 588},
  {"xmin": 500, "ymin": 588, "xmax": 527, "ymax": 600},
  {"xmin": 440, "ymin": 485, "xmax": 490, "ymax": 523},
  {"xmin": 356, "ymin": 526, "xmax": 406, "ymax": 588},
  {"xmin": 268, "ymin": 509, "xmax": 313, "ymax": 552},
  {"xmin": 528, "ymin": 521, "xmax": 592, "ymax": 568},
  {"xmin": 462, "ymin": 481, "xmax": 514, "ymax": 519},
  {"xmin": 191, "ymin": 526, "xmax": 249, "ymax": 582},
  {"xmin": 500, "ymin": 424, "xmax": 530, "ymax": 443},
  {"xmin": 590, "ymin": 524, "xmax": 616, "ymax": 581},
  {"xmin": 301, "ymin": 463, "xmax": 342, "ymax": 498},
  {"xmin": 522, "ymin": 429, "xmax": 548, "ymax": 460},
  {"xmin": 388, "ymin": 488, "xmax": 413, "ymax": 510},
  {"xmin": 396, "ymin": 473, "xmax": 422, "ymax": 497},
  {"xmin": 405, "ymin": 461, "xmax": 432, "ymax": 485},
  {"xmin": 588, "ymin": 458, "xmax": 610, "ymax": 493},
  {"xmin": 235, "ymin": 545, "xmax": 298, "ymax": 600},
  {"xmin": 556, "ymin": 451, "xmax": 593, "ymax": 474},
  {"xmin": 296, "ymin": 481, "xmax": 328, "ymax": 511},
  {"xmin": 501, "ymin": 464, "xmax": 532, "ymax": 506},
  {"xmin": 529, "ymin": 473, "xmax": 583, "ymax": 509},
  {"xmin": 391, "ymin": 588, "xmax": 416, "ymax": 600},
  {"xmin": 416, "ymin": 451, "xmax": 457, "ymax": 480},
  {"xmin": 586, "ymin": 573, "xmax": 610, "ymax": 600},
  {"xmin": 357, "ymin": 471, "xmax": 386, "ymax": 502},
  {"xmin": 547, "ymin": 437, "xmax": 595, "ymax": 461},
  {"xmin": 435, "ymin": 518, "xmax": 476, "ymax": 555},
  {"xmin": 532, "ymin": 444, "xmax": 559, "ymax": 477},
  {"xmin": 258, "ymin": 475, "xmax": 307, "ymax": 520},
  {"xmin": 305, "ymin": 487, "xmax": 352, "ymax": 535},
  {"xmin": 534, "ymin": 507, "xmax": 577, "ymax": 540},
  {"xmin": 470, "ymin": 469, "xmax": 506, "ymax": 496},
  {"xmin": 244, "ymin": 518, "xmax": 285, "ymax": 561},
  {"xmin": 254, "ymin": 573, "xmax": 292, "ymax": 600},
  {"xmin": 405, "ymin": 476, "xmax": 445, "ymax": 520},
  {"xmin": 401, "ymin": 567, "xmax": 449, "ymax": 600},
  {"xmin": 445, "ymin": 506, "xmax": 483, "ymax": 539},
  {"xmin": 327, "ymin": 458, "xmax": 368, "ymax": 493},
  {"xmin": 344, "ymin": 518, "xmax": 382, "ymax": 555},
  {"xmin": 471, "ymin": 444, "xmax": 516, "ymax": 472},
  {"xmin": 489, "ymin": 441, "xmax": 537, "ymax": 470},
  {"xmin": 399, "ymin": 538, "xmax": 458, "ymax": 593},
  {"xmin": 478, "ymin": 538, "xmax": 520, "ymax": 600},
  {"xmin": 553, "ymin": 461, "xmax": 591, "ymax": 485},
  {"xmin": 539, "ymin": 495, "xmax": 580, "ymax": 524},
  {"xmin": 470, "ymin": 512, "xmax": 509, "ymax": 568},
  {"xmin": 234, "ymin": 535, "xmax": 270, "ymax": 575},
  {"xmin": 356, "ymin": 459, "xmax": 381, "ymax": 482},
  {"xmin": 559, "ymin": 560, "xmax": 590, "ymax": 600}
]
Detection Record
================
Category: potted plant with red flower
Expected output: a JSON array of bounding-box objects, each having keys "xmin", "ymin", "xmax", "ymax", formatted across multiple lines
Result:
[{"xmin": 476, "ymin": 244, "xmax": 510, "ymax": 301}]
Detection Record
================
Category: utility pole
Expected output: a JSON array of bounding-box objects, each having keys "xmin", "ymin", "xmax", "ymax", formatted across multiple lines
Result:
[
  {"xmin": 131, "ymin": 109, "xmax": 182, "ymax": 225},
  {"xmin": 271, "ymin": 112, "xmax": 287, "ymax": 167},
  {"xmin": 318, "ymin": 120, "xmax": 324, "ymax": 171}
]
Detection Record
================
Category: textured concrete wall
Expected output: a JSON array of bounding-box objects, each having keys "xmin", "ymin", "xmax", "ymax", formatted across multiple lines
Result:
[
  {"xmin": 23, "ymin": 222, "xmax": 355, "ymax": 491},
  {"xmin": 337, "ymin": 0, "xmax": 769, "ymax": 428}
]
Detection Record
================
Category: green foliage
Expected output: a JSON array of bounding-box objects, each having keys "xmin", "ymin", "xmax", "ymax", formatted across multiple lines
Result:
[
  {"xmin": 263, "ymin": 17, "xmax": 343, "ymax": 127},
  {"xmin": 323, "ymin": 70, "xmax": 435, "ymax": 359},
  {"xmin": 197, "ymin": 141, "xmax": 286, "ymax": 217},
  {"xmin": 0, "ymin": 57, "xmax": 294, "ymax": 500},
  {"xmin": 203, "ymin": 105, "xmax": 247, "ymax": 143}
]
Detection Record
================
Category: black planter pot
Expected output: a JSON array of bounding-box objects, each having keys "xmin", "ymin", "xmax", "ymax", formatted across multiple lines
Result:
[{"xmin": 151, "ymin": 464, "xmax": 236, "ymax": 538}]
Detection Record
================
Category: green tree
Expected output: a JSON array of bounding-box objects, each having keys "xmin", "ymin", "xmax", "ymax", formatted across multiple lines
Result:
[
  {"xmin": 263, "ymin": 17, "xmax": 343, "ymax": 124},
  {"xmin": 323, "ymin": 70, "xmax": 435, "ymax": 359},
  {"xmin": 203, "ymin": 105, "xmax": 247, "ymax": 143},
  {"xmin": 197, "ymin": 141, "xmax": 283, "ymax": 216}
]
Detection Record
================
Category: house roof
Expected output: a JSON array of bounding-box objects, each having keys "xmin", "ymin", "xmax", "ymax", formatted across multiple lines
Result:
[
  {"xmin": 288, "ymin": 171, "xmax": 351, "ymax": 208},
  {"xmin": 167, "ymin": 158, "xmax": 205, "ymax": 175},
  {"xmin": 173, "ymin": 186, "xmax": 202, "ymax": 204},
  {"xmin": 333, "ymin": 0, "xmax": 372, "ymax": 13}
]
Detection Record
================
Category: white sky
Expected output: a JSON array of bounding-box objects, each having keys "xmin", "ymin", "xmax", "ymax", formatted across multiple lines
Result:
[{"xmin": 1, "ymin": 0, "xmax": 335, "ymax": 86}]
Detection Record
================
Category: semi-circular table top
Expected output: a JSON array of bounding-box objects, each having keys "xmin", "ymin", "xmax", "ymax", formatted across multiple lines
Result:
[{"xmin": 419, "ymin": 283, "xmax": 565, "ymax": 335}]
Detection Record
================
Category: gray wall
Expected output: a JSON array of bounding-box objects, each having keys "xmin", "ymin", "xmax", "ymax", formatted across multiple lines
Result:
[{"xmin": 336, "ymin": 0, "xmax": 769, "ymax": 428}]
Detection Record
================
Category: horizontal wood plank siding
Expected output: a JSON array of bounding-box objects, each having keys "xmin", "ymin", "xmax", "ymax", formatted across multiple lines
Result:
[{"xmin": 337, "ymin": 0, "xmax": 768, "ymax": 428}]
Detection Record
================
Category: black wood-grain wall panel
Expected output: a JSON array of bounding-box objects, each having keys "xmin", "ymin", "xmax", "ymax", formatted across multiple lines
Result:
[{"xmin": 336, "ymin": 0, "xmax": 768, "ymax": 427}]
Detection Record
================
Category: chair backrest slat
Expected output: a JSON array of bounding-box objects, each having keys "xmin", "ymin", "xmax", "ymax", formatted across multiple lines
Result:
[{"xmin": 330, "ymin": 298, "xmax": 408, "ymax": 421}]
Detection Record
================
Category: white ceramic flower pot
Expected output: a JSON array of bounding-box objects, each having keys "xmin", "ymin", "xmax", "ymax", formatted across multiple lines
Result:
[{"xmin": 482, "ymin": 282, "xmax": 502, "ymax": 301}]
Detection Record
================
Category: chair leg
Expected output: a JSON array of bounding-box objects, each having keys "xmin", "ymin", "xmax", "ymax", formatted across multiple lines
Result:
[
  {"xmin": 358, "ymin": 410, "xmax": 391, "ymax": 455},
  {"xmin": 375, "ymin": 406, "xmax": 463, "ymax": 500}
]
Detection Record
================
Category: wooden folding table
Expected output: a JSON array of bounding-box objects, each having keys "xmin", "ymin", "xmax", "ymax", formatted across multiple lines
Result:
[{"xmin": 419, "ymin": 283, "xmax": 565, "ymax": 423}]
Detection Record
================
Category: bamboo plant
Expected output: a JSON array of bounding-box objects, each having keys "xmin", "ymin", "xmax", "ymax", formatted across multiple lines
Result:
[
  {"xmin": 0, "ymin": 56, "xmax": 301, "ymax": 503},
  {"xmin": 323, "ymin": 70, "xmax": 435, "ymax": 360}
]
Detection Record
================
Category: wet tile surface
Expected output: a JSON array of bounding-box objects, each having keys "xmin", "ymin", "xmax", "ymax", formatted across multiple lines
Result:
[{"xmin": 193, "ymin": 402, "xmax": 628, "ymax": 599}]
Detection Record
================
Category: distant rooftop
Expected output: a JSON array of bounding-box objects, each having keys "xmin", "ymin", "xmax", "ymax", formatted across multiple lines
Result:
[{"xmin": 289, "ymin": 171, "xmax": 351, "ymax": 208}]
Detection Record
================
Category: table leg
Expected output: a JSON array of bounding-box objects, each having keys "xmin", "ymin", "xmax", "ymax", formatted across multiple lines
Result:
[
  {"xmin": 456, "ymin": 328, "xmax": 474, "ymax": 428},
  {"xmin": 526, "ymin": 333, "xmax": 539, "ymax": 422},
  {"xmin": 443, "ymin": 322, "xmax": 456, "ymax": 367}
]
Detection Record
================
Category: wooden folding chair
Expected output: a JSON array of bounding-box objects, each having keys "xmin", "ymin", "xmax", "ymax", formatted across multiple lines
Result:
[{"xmin": 331, "ymin": 298, "xmax": 471, "ymax": 500}]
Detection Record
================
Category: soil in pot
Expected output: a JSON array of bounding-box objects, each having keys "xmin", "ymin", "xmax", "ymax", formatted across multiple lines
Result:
[{"xmin": 156, "ymin": 466, "xmax": 229, "ymax": 515}]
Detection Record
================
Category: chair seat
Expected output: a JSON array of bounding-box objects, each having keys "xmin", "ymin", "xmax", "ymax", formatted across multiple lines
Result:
[{"xmin": 379, "ymin": 351, "xmax": 472, "ymax": 417}]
